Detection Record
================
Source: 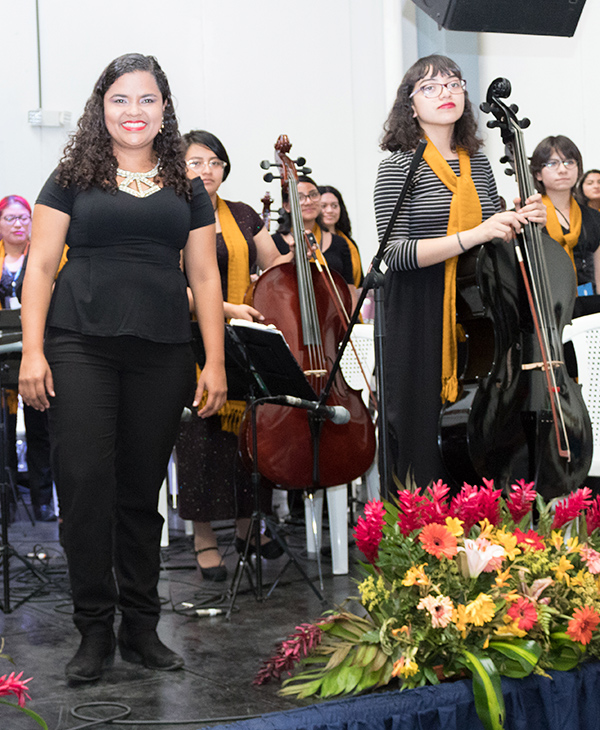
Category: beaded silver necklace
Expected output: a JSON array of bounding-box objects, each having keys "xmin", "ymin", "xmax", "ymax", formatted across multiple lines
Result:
[{"xmin": 117, "ymin": 161, "xmax": 161, "ymax": 198}]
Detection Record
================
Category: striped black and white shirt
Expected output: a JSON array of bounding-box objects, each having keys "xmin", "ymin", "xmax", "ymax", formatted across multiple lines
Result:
[{"xmin": 374, "ymin": 150, "xmax": 501, "ymax": 271}]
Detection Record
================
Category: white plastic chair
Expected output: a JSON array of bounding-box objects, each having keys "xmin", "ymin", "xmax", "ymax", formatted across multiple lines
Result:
[
  {"xmin": 563, "ymin": 312, "xmax": 600, "ymax": 476},
  {"xmin": 305, "ymin": 323, "xmax": 378, "ymax": 575}
]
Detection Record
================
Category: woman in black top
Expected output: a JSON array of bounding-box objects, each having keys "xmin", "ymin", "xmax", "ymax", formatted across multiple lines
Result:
[{"xmin": 19, "ymin": 54, "xmax": 226, "ymax": 684}]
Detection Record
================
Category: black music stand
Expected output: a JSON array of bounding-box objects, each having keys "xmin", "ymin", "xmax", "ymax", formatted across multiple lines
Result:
[
  {"xmin": 191, "ymin": 321, "xmax": 327, "ymax": 617},
  {"xmin": 0, "ymin": 310, "xmax": 49, "ymax": 613}
]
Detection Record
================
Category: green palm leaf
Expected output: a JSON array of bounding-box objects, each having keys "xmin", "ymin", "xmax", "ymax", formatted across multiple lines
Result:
[{"xmin": 463, "ymin": 650, "xmax": 505, "ymax": 730}]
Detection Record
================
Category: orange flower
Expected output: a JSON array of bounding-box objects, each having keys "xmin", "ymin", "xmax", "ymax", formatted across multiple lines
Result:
[
  {"xmin": 495, "ymin": 568, "xmax": 511, "ymax": 588},
  {"xmin": 419, "ymin": 523, "xmax": 458, "ymax": 559},
  {"xmin": 567, "ymin": 605, "xmax": 600, "ymax": 645}
]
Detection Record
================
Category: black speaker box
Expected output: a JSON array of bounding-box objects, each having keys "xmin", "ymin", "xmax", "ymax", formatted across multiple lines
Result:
[{"xmin": 412, "ymin": 0, "xmax": 586, "ymax": 37}]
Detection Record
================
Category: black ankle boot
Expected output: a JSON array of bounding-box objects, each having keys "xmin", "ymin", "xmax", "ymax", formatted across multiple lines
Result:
[
  {"xmin": 65, "ymin": 632, "xmax": 115, "ymax": 684},
  {"xmin": 118, "ymin": 627, "xmax": 184, "ymax": 670}
]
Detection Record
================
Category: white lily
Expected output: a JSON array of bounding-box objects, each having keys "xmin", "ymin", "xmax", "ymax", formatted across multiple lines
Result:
[{"xmin": 458, "ymin": 539, "xmax": 505, "ymax": 578}]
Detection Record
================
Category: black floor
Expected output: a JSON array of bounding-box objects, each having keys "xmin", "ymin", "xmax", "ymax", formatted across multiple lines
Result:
[{"xmin": 0, "ymin": 500, "xmax": 363, "ymax": 730}]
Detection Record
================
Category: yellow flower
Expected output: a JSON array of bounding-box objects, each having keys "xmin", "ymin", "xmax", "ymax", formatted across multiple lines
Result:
[
  {"xmin": 401, "ymin": 563, "xmax": 429, "ymax": 587},
  {"xmin": 483, "ymin": 637, "xmax": 490, "ymax": 649},
  {"xmin": 551, "ymin": 555, "xmax": 574, "ymax": 584},
  {"xmin": 391, "ymin": 625, "xmax": 411, "ymax": 638},
  {"xmin": 495, "ymin": 568, "xmax": 511, "ymax": 588},
  {"xmin": 566, "ymin": 536, "xmax": 581, "ymax": 554},
  {"xmin": 495, "ymin": 528, "xmax": 521, "ymax": 561},
  {"xmin": 502, "ymin": 589, "xmax": 520, "ymax": 602},
  {"xmin": 478, "ymin": 518, "xmax": 494, "ymax": 540},
  {"xmin": 391, "ymin": 656, "xmax": 419, "ymax": 678},
  {"xmin": 550, "ymin": 530, "xmax": 564, "ymax": 550},
  {"xmin": 452, "ymin": 604, "xmax": 469, "ymax": 638},
  {"xmin": 571, "ymin": 569, "xmax": 586, "ymax": 587},
  {"xmin": 465, "ymin": 593, "xmax": 496, "ymax": 626},
  {"xmin": 494, "ymin": 616, "xmax": 526, "ymax": 638},
  {"xmin": 445, "ymin": 516, "xmax": 464, "ymax": 537}
]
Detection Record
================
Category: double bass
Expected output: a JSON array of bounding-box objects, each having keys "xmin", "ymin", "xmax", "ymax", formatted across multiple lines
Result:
[
  {"xmin": 440, "ymin": 78, "xmax": 592, "ymax": 499},
  {"xmin": 239, "ymin": 135, "xmax": 376, "ymax": 489}
]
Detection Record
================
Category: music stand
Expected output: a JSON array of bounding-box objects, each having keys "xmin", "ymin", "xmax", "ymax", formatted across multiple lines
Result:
[
  {"xmin": 191, "ymin": 321, "xmax": 327, "ymax": 616},
  {"xmin": 0, "ymin": 309, "xmax": 49, "ymax": 613}
]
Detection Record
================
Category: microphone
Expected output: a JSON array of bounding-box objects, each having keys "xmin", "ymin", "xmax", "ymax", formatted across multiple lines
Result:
[
  {"xmin": 270, "ymin": 395, "xmax": 350, "ymax": 425},
  {"xmin": 181, "ymin": 407, "xmax": 193, "ymax": 422}
]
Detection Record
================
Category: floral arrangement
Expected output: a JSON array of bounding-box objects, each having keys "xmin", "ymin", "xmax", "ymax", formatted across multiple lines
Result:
[
  {"xmin": 0, "ymin": 639, "xmax": 47, "ymax": 729},
  {"xmin": 255, "ymin": 480, "xmax": 600, "ymax": 730}
]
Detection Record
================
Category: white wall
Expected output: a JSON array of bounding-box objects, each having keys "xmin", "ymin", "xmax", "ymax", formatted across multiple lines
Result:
[{"xmin": 1, "ymin": 0, "xmax": 414, "ymax": 263}]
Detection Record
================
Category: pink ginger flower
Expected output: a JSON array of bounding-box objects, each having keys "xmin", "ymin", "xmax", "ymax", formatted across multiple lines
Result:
[
  {"xmin": 580, "ymin": 546, "xmax": 600, "ymax": 574},
  {"xmin": 397, "ymin": 488, "xmax": 427, "ymax": 536},
  {"xmin": 450, "ymin": 481, "xmax": 501, "ymax": 534},
  {"xmin": 0, "ymin": 671, "xmax": 32, "ymax": 708},
  {"xmin": 552, "ymin": 487, "xmax": 593, "ymax": 530},
  {"xmin": 586, "ymin": 496, "xmax": 600, "ymax": 535},
  {"xmin": 354, "ymin": 500, "xmax": 386, "ymax": 563},
  {"xmin": 506, "ymin": 480, "xmax": 536, "ymax": 524},
  {"xmin": 253, "ymin": 622, "xmax": 324, "ymax": 685}
]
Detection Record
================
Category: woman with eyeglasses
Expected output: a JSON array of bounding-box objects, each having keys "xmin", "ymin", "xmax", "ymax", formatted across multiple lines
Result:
[
  {"xmin": 317, "ymin": 185, "xmax": 363, "ymax": 288},
  {"xmin": 273, "ymin": 176, "xmax": 355, "ymax": 289},
  {"xmin": 530, "ymin": 136, "xmax": 600, "ymax": 297},
  {"xmin": 374, "ymin": 54, "xmax": 545, "ymax": 489},
  {"xmin": 177, "ymin": 130, "xmax": 284, "ymax": 581}
]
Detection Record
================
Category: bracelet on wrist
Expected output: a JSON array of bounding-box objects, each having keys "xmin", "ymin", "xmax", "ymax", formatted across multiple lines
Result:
[{"xmin": 456, "ymin": 232, "xmax": 466, "ymax": 253}]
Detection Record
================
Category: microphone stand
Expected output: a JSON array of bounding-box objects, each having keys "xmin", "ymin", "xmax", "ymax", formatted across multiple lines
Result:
[{"xmin": 318, "ymin": 139, "xmax": 427, "ymax": 500}]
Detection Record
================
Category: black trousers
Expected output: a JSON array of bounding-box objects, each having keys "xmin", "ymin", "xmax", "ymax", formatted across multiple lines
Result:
[{"xmin": 45, "ymin": 329, "xmax": 194, "ymax": 636}]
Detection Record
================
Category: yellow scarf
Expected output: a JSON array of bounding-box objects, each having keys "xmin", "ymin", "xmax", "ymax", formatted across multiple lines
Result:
[
  {"xmin": 214, "ymin": 197, "xmax": 251, "ymax": 434},
  {"xmin": 542, "ymin": 194, "xmax": 580, "ymax": 276},
  {"xmin": 0, "ymin": 241, "xmax": 18, "ymax": 414},
  {"xmin": 422, "ymin": 141, "xmax": 482, "ymax": 403},
  {"xmin": 336, "ymin": 230, "xmax": 363, "ymax": 288}
]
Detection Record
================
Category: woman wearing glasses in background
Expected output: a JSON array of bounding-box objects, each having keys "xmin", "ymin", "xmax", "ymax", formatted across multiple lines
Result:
[
  {"xmin": 530, "ymin": 136, "xmax": 600, "ymax": 298},
  {"xmin": 177, "ymin": 130, "xmax": 284, "ymax": 581},
  {"xmin": 374, "ymin": 54, "xmax": 546, "ymax": 490}
]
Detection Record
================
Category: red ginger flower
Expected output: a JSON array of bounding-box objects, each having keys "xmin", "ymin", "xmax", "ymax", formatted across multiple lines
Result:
[
  {"xmin": 450, "ymin": 480, "xmax": 502, "ymax": 534},
  {"xmin": 354, "ymin": 500, "xmax": 386, "ymax": 563},
  {"xmin": 552, "ymin": 487, "xmax": 593, "ymax": 530},
  {"xmin": 514, "ymin": 528, "xmax": 545, "ymax": 552},
  {"xmin": 566, "ymin": 605, "xmax": 600, "ymax": 645},
  {"xmin": 397, "ymin": 488, "xmax": 428, "ymax": 536},
  {"xmin": 507, "ymin": 597, "xmax": 537, "ymax": 631},
  {"xmin": 586, "ymin": 495, "xmax": 600, "ymax": 535},
  {"xmin": 0, "ymin": 671, "xmax": 32, "ymax": 708},
  {"xmin": 254, "ymin": 622, "xmax": 324, "ymax": 685},
  {"xmin": 421, "ymin": 480, "xmax": 451, "ymax": 525},
  {"xmin": 506, "ymin": 480, "xmax": 536, "ymax": 524}
]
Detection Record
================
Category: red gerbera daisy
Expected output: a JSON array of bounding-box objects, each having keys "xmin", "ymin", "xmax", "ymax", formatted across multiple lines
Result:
[
  {"xmin": 566, "ymin": 605, "xmax": 600, "ymax": 645},
  {"xmin": 507, "ymin": 596, "xmax": 537, "ymax": 631},
  {"xmin": 419, "ymin": 523, "xmax": 457, "ymax": 559},
  {"xmin": 513, "ymin": 528, "xmax": 545, "ymax": 552}
]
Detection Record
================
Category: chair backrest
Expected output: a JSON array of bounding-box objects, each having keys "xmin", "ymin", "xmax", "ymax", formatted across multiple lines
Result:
[
  {"xmin": 339, "ymin": 323, "xmax": 375, "ymax": 407},
  {"xmin": 563, "ymin": 312, "xmax": 600, "ymax": 477}
]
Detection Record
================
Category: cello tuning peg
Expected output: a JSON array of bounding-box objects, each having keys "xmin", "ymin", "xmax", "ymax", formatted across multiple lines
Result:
[
  {"xmin": 301, "ymin": 166, "xmax": 312, "ymax": 175},
  {"xmin": 263, "ymin": 172, "xmax": 281, "ymax": 183},
  {"xmin": 295, "ymin": 157, "xmax": 307, "ymax": 166},
  {"xmin": 499, "ymin": 155, "xmax": 510, "ymax": 164},
  {"xmin": 519, "ymin": 118, "xmax": 531, "ymax": 129},
  {"xmin": 509, "ymin": 104, "xmax": 519, "ymax": 114},
  {"xmin": 487, "ymin": 120, "xmax": 502, "ymax": 129},
  {"xmin": 260, "ymin": 160, "xmax": 273, "ymax": 170},
  {"xmin": 480, "ymin": 101, "xmax": 491, "ymax": 113},
  {"xmin": 504, "ymin": 168, "xmax": 515, "ymax": 176}
]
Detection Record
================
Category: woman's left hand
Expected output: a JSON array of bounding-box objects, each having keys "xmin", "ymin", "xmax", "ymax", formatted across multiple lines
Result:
[
  {"xmin": 194, "ymin": 362, "xmax": 227, "ymax": 417},
  {"xmin": 513, "ymin": 193, "xmax": 547, "ymax": 226}
]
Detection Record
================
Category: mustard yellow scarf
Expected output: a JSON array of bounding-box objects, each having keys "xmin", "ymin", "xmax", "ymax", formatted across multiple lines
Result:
[
  {"xmin": 422, "ymin": 141, "xmax": 482, "ymax": 403},
  {"xmin": 336, "ymin": 230, "xmax": 363, "ymax": 288},
  {"xmin": 542, "ymin": 194, "xmax": 580, "ymax": 276}
]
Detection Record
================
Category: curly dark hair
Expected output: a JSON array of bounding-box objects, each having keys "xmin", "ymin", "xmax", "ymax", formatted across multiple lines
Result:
[
  {"xmin": 529, "ymin": 135, "xmax": 583, "ymax": 195},
  {"xmin": 56, "ymin": 53, "xmax": 191, "ymax": 200},
  {"xmin": 317, "ymin": 185, "xmax": 353, "ymax": 238},
  {"xmin": 380, "ymin": 54, "xmax": 482, "ymax": 156}
]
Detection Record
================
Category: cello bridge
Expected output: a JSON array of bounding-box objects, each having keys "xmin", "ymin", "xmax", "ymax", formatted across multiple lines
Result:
[{"xmin": 521, "ymin": 360, "xmax": 562, "ymax": 371}]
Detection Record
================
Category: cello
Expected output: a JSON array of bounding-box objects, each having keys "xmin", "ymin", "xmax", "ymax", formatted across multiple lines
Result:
[
  {"xmin": 439, "ymin": 78, "xmax": 592, "ymax": 499},
  {"xmin": 239, "ymin": 135, "xmax": 376, "ymax": 489}
]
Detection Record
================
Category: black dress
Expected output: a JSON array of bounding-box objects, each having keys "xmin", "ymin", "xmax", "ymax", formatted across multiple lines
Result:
[
  {"xmin": 272, "ymin": 227, "xmax": 355, "ymax": 285},
  {"xmin": 374, "ymin": 152, "xmax": 500, "ymax": 489}
]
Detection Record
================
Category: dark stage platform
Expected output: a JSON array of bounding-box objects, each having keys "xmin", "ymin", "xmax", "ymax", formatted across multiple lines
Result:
[{"xmin": 0, "ymin": 502, "xmax": 361, "ymax": 729}]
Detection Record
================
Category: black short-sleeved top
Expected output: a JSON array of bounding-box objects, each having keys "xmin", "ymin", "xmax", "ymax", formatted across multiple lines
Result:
[
  {"xmin": 36, "ymin": 171, "xmax": 214, "ymax": 343},
  {"xmin": 272, "ymin": 228, "xmax": 354, "ymax": 285}
]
